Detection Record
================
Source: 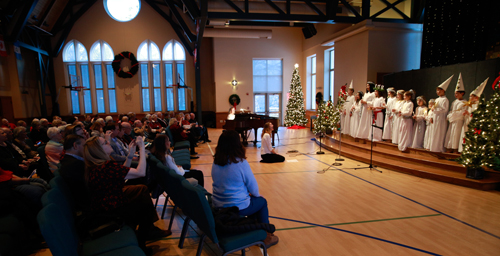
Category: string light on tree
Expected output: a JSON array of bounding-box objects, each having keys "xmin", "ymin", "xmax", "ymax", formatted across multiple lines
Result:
[{"xmin": 284, "ymin": 63, "xmax": 308, "ymax": 128}]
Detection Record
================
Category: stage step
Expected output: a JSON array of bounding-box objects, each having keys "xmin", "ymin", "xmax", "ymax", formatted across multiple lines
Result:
[{"xmin": 318, "ymin": 132, "xmax": 500, "ymax": 191}]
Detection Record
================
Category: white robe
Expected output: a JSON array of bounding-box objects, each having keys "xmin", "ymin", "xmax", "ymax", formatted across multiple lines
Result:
[
  {"xmin": 370, "ymin": 97, "xmax": 385, "ymax": 142},
  {"xmin": 398, "ymin": 100, "xmax": 414, "ymax": 151},
  {"xmin": 342, "ymin": 95, "xmax": 355, "ymax": 134},
  {"xmin": 458, "ymin": 102, "xmax": 478, "ymax": 152},
  {"xmin": 423, "ymin": 109, "xmax": 435, "ymax": 150},
  {"xmin": 444, "ymin": 99, "xmax": 466, "ymax": 150},
  {"xmin": 428, "ymin": 96, "xmax": 449, "ymax": 153},
  {"xmin": 411, "ymin": 106, "xmax": 427, "ymax": 149},
  {"xmin": 350, "ymin": 101, "xmax": 362, "ymax": 137},
  {"xmin": 355, "ymin": 92, "xmax": 375, "ymax": 139},
  {"xmin": 391, "ymin": 100, "xmax": 404, "ymax": 145},
  {"xmin": 382, "ymin": 97, "xmax": 396, "ymax": 141}
]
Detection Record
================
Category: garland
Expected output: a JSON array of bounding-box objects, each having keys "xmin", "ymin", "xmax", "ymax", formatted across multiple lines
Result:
[
  {"xmin": 112, "ymin": 51, "xmax": 139, "ymax": 78},
  {"xmin": 229, "ymin": 94, "xmax": 241, "ymax": 108}
]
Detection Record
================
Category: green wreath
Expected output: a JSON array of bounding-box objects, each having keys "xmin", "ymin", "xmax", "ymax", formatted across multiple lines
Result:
[
  {"xmin": 112, "ymin": 51, "xmax": 139, "ymax": 78},
  {"xmin": 229, "ymin": 94, "xmax": 241, "ymax": 106}
]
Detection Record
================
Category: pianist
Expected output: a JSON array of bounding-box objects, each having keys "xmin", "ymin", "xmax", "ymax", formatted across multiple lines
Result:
[{"xmin": 227, "ymin": 107, "xmax": 236, "ymax": 120}]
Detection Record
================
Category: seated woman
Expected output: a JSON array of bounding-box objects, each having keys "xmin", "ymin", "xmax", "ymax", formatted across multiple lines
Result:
[
  {"xmin": 45, "ymin": 127, "xmax": 64, "ymax": 172},
  {"xmin": 150, "ymin": 135, "xmax": 204, "ymax": 187},
  {"xmin": 211, "ymin": 130, "xmax": 279, "ymax": 248},
  {"xmin": 0, "ymin": 128, "xmax": 38, "ymax": 178},
  {"xmin": 260, "ymin": 122, "xmax": 284, "ymax": 163},
  {"xmin": 83, "ymin": 136, "xmax": 170, "ymax": 254},
  {"xmin": 12, "ymin": 126, "xmax": 37, "ymax": 159}
]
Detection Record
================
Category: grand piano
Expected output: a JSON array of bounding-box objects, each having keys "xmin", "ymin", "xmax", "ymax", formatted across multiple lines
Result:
[{"xmin": 223, "ymin": 113, "xmax": 279, "ymax": 146}]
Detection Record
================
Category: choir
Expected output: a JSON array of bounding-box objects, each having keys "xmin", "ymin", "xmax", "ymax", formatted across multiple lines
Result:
[{"xmin": 342, "ymin": 75, "xmax": 487, "ymax": 153}]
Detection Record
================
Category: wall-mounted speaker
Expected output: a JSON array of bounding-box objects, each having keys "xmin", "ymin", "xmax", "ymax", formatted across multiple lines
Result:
[{"xmin": 302, "ymin": 24, "xmax": 317, "ymax": 39}]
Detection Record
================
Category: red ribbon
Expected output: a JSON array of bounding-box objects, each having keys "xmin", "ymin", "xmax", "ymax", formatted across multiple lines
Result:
[
  {"xmin": 492, "ymin": 72, "xmax": 500, "ymax": 90},
  {"xmin": 474, "ymin": 128, "xmax": 482, "ymax": 135},
  {"xmin": 373, "ymin": 110, "xmax": 382, "ymax": 124}
]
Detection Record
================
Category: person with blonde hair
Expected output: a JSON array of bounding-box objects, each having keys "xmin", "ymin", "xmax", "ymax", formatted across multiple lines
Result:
[
  {"xmin": 45, "ymin": 127, "xmax": 64, "ymax": 172},
  {"xmin": 260, "ymin": 122, "xmax": 284, "ymax": 163},
  {"xmin": 398, "ymin": 90, "xmax": 415, "ymax": 152},
  {"xmin": 84, "ymin": 135, "xmax": 170, "ymax": 254}
]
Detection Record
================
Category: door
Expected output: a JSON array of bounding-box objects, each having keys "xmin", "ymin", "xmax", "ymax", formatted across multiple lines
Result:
[{"xmin": 0, "ymin": 96, "xmax": 15, "ymax": 122}]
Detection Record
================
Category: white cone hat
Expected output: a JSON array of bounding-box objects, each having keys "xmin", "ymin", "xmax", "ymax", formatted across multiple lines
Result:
[
  {"xmin": 348, "ymin": 80, "xmax": 354, "ymax": 89},
  {"xmin": 455, "ymin": 73, "xmax": 465, "ymax": 92},
  {"xmin": 470, "ymin": 77, "xmax": 488, "ymax": 97},
  {"xmin": 438, "ymin": 75, "xmax": 454, "ymax": 91}
]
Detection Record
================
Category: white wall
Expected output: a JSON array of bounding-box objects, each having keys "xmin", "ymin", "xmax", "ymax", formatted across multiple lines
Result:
[{"xmin": 213, "ymin": 27, "xmax": 303, "ymax": 120}]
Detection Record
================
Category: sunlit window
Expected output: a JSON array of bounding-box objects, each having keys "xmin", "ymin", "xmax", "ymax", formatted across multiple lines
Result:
[
  {"xmin": 90, "ymin": 40, "xmax": 117, "ymax": 113},
  {"xmin": 138, "ymin": 40, "xmax": 162, "ymax": 112},
  {"xmin": 63, "ymin": 40, "xmax": 91, "ymax": 114},
  {"xmin": 104, "ymin": 0, "xmax": 141, "ymax": 22},
  {"xmin": 163, "ymin": 40, "xmax": 186, "ymax": 111}
]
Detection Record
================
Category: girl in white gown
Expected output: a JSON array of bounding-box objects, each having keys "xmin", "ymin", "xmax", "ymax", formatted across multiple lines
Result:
[
  {"xmin": 349, "ymin": 91, "xmax": 363, "ymax": 137},
  {"xmin": 369, "ymin": 86, "xmax": 385, "ymax": 142},
  {"xmin": 382, "ymin": 88, "xmax": 396, "ymax": 141},
  {"xmin": 398, "ymin": 91, "xmax": 414, "ymax": 152},
  {"xmin": 423, "ymin": 99, "xmax": 435, "ymax": 150},
  {"xmin": 391, "ymin": 90, "xmax": 405, "ymax": 145},
  {"xmin": 411, "ymin": 96, "xmax": 427, "ymax": 149}
]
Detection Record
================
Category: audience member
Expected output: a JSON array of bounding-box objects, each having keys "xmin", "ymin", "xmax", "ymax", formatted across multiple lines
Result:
[
  {"xmin": 0, "ymin": 128, "xmax": 32, "ymax": 177},
  {"xmin": 103, "ymin": 122, "xmax": 129, "ymax": 163},
  {"xmin": 13, "ymin": 126, "xmax": 37, "ymax": 158},
  {"xmin": 16, "ymin": 120, "xmax": 27, "ymax": 128},
  {"xmin": 121, "ymin": 122, "xmax": 135, "ymax": 144},
  {"xmin": 169, "ymin": 118, "xmax": 198, "ymax": 158},
  {"xmin": 211, "ymin": 130, "xmax": 279, "ymax": 248},
  {"xmin": 1, "ymin": 118, "xmax": 16, "ymax": 129},
  {"xmin": 83, "ymin": 136, "xmax": 170, "ymax": 254},
  {"xmin": 150, "ymin": 135, "xmax": 204, "ymax": 186},
  {"xmin": 45, "ymin": 127, "xmax": 64, "ymax": 172}
]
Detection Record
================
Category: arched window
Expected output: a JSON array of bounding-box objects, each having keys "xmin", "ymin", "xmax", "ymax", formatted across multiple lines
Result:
[
  {"xmin": 90, "ymin": 40, "xmax": 117, "ymax": 113},
  {"xmin": 163, "ymin": 40, "xmax": 186, "ymax": 111},
  {"xmin": 63, "ymin": 40, "xmax": 91, "ymax": 114},
  {"xmin": 137, "ymin": 40, "xmax": 161, "ymax": 112}
]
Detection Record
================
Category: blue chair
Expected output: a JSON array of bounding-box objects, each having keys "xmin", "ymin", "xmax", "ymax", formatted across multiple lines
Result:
[
  {"xmin": 165, "ymin": 126, "xmax": 190, "ymax": 150},
  {"xmin": 171, "ymin": 149, "xmax": 192, "ymax": 170},
  {"xmin": 36, "ymin": 145, "xmax": 54, "ymax": 181},
  {"xmin": 180, "ymin": 180, "xmax": 268, "ymax": 256}
]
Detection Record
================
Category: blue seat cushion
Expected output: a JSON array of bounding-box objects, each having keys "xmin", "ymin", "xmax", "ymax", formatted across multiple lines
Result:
[
  {"xmin": 218, "ymin": 229, "xmax": 267, "ymax": 252},
  {"xmin": 171, "ymin": 149, "xmax": 191, "ymax": 170},
  {"xmin": 174, "ymin": 140, "xmax": 190, "ymax": 150},
  {"xmin": 82, "ymin": 225, "xmax": 139, "ymax": 256}
]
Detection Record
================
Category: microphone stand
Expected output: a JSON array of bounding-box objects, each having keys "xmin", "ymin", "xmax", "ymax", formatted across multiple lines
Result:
[
  {"xmin": 354, "ymin": 111, "xmax": 382, "ymax": 173},
  {"xmin": 317, "ymin": 132, "xmax": 325, "ymax": 154}
]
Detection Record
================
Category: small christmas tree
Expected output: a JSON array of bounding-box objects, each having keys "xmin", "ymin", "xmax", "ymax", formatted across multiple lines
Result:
[
  {"xmin": 284, "ymin": 64, "xmax": 308, "ymax": 127},
  {"xmin": 332, "ymin": 86, "xmax": 347, "ymax": 131},
  {"xmin": 484, "ymin": 77, "xmax": 500, "ymax": 169},
  {"xmin": 458, "ymin": 97, "xmax": 489, "ymax": 169},
  {"xmin": 313, "ymin": 101, "xmax": 328, "ymax": 134}
]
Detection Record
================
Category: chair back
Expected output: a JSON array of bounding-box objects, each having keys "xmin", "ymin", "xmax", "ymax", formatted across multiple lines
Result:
[
  {"xmin": 37, "ymin": 203, "xmax": 80, "ymax": 256},
  {"xmin": 156, "ymin": 162, "xmax": 187, "ymax": 209},
  {"xmin": 165, "ymin": 126, "xmax": 175, "ymax": 144},
  {"xmin": 49, "ymin": 176, "xmax": 75, "ymax": 211},
  {"xmin": 180, "ymin": 179, "xmax": 219, "ymax": 244},
  {"xmin": 36, "ymin": 145, "xmax": 54, "ymax": 180},
  {"xmin": 41, "ymin": 188, "xmax": 73, "ymax": 219}
]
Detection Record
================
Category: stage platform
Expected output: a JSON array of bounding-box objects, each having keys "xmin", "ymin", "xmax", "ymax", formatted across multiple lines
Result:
[{"xmin": 316, "ymin": 131, "xmax": 500, "ymax": 191}]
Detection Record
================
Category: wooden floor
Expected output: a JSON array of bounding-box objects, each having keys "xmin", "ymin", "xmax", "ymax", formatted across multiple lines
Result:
[{"xmin": 32, "ymin": 128, "xmax": 500, "ymax": 256}]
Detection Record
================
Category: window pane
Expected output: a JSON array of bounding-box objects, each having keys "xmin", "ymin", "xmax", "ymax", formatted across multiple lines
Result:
[
  {"xmin": 154, "ymin": 88, "xmax": 162, "ymax": 111},
  {"xmin": 81, "ymin": 65, "xmax": 90, "ymax": 89},
  {"xmin": 269, "ymin": 112, "xmax": 280, "ymax": 118},
  {"xmin": 267, "ymin": 76, "xmax": 282, "ymax": 92},
  {"xmin": 311, "ymin": 74, "xmax": 316, "ymax": 110},
  {"xmin": 94, "ymin": 65, "xmax": 103, "ymax": 89},
  {"xmin": 152, "ymin": 63, "xmax": 160, "ymax": 87},
  {"xmin": 178, "ymin": 88, "xmax": 186, "ymax": 111},
  {"xmin": 330, "ymin": 50, "xmax": 334, "ymax": 69},
  {"xmin": 176, "ymin": 63, "xmax": 184, "ymax": 84},
  {"xmin": 163, "ymin": 43, "xmax": 173, "ymax": 61},
  {"xmin": 102, "ymin": 42, "xmax": 114, "ymax": 61},
  {"xmin": 137, "ymin": 41, "xmax": 148, "ymax": 61},
  {"xmin": 142, "ymin": 89, "xmax": 150, "ymax": 112},
  {"xmin": 106, "ymin": 64, "xmax": 115, "ymax": 88},
  {"xmin": 268, "ymin": 94, "xmax": 280, "ymax": 113},
  {"xmin": 165, "ymin": 63, "xmax": 173, "ymax": 87},
  {"xmin": 140, "ymin": 64, "xmax": 148, "ymax": 88},
  {"xmin": 330, "ymin": 71, "xmax": 334, "ymax": 100},
  {"xmin": 90, "ymin": 42, "xmax": 101, "ymax": 62},
  {"xmin": 76, "ymin": 42, "xmax": 88, "ymax": 62},
  {"xmin": 166, "ymin": 88, "xmax": 174, "ymax": 111},
  {"xmin": 253, "ymin": 76, "xmax": 266, "ymax": 92},
  {"xmin": 173, "ymin": 42, "xmax": 185, "ymax": 60},
  {"xmin": 83, "ymin": 90, "xmax": 92, "ymax": 114},
  {"xmin": 253, "ymin": 60, "xmax": 266, "ymax": 75},
  {"xmin": 254, "ymin": 95, "xmax": 266, "ymax": 113},
  {"xmin": 96, "ymin": 90, "xmax": 105, "ymax": 113},
  {"xmin": 63, "ymin": 41, "xmax": 75, "ymax": 62},
  {"xmin": 68, "ymin": 64, "xmax": 77, "ymax": 79},
  {"xmin": 267, "ymin": 60, "xmax": 281, "ymax": 75},
  {"xmin": 150, "ymin": 42, "xmax": 161, "ymax": 61},
  {"xmin": 312, "ymin": 56, "xmax": 316, "ymax": 74},
  {"xmin": 109, "ymin": 90, "xmax": 117, "ymax": 113},
  {"xmin": 71, "ymin": 90, "xmax": 80, "ymax": 114}
]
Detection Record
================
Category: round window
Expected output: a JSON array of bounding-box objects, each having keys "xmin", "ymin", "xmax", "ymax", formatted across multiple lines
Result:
[{"xmin": 104, "ymin": 0, "xmax": 141, "ymax": 22}]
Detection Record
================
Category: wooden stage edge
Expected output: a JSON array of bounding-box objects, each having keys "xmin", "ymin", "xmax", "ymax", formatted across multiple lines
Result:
[{"xmin": 316, "ymin": 131, "xmax": 500, "ymax": 191}]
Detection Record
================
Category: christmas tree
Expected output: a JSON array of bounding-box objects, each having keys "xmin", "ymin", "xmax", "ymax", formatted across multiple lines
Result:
[
  {"xmin": 313, "ymin": 101, "xmax": 328, "ymax": 134},
  {"xmin": 284, "ymin": 64, "xmax": 308, "ymax": 127},
  {"xmin": 331, "ymin": 87, "xmax": 347, "ymax": 131},
  {"xmin": 484, "ymin": 77, "xmax": 500, "ymax": 170},
  {"xmin": 458, "ymin": 97, "xmax": 489, "ymax": 169}
]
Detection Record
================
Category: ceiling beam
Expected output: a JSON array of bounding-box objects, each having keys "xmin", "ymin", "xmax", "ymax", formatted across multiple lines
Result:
[
  {"xmin": 264, "ymin": 0, "xmax": 285, "ymax": 15},
  {"xmin": 371, "ymin": 0, "xmax": 409, "ymax": 20},
  {"xmin": 180, "ymin": 0, "xmax": 200, "ymax": 19},
  {"xmin": 164, "ymin": 0, "xmax": 196, "ymax": 42},
  {"xmin": 9, "ymin": 0, "xmax": 39, "ymax": 42},
  {"xmin": 222, "ymin": 0, "xmax": 244, "ymax": 14},
  {"xmin": 208, "ymin": 12, "xmax": 362, "ymax": 23},
  {"xmin": 339, "ymin": 0, "xmax": 361, "ymax": 18}
]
